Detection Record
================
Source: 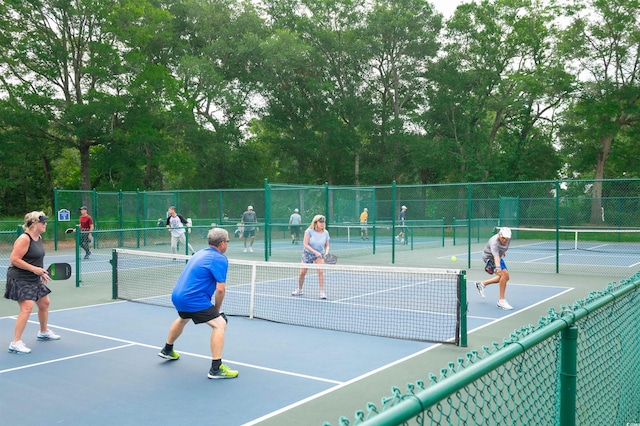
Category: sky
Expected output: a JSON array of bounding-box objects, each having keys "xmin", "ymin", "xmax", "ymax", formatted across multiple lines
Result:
[{"xmin": 431, "ymin": 0, "xmax": 466, "ymax": 18}]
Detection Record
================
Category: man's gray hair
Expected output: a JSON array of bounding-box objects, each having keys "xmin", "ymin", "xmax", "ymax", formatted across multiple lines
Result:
[{"xmin": 208, "ymin": 228, "xmax": 229, "ymax": 246}]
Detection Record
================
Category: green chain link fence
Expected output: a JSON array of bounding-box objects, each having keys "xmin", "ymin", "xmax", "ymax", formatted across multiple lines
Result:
[
  {"xmin": 0, "ymin": 177, "xmax": 633, "ymax": 288},
  {"xmin": 324, "ymin": 271, "xmax": 640, "ymax": 426}
]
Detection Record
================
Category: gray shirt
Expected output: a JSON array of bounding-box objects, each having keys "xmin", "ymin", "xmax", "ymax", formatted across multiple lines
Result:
[
  {"xmin": 289, "ymin": 213, "xmax": 302, "ymax": 225},
  {"xmin": 241, "ymin": 211, "xmax": 257, "ymax": 231},
  {"xmin": 482, "ymin": 233, "xmax": 510, "ymax": 262}
]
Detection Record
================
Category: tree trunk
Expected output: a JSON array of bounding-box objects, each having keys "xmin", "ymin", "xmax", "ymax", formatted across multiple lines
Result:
[
  {"xmin": 79, "ymin": 140, "xmax": 92, "ymax": 190},
  {"xmin": 591, "ymin": 134, "xmax": 613, "ymax": 223}
]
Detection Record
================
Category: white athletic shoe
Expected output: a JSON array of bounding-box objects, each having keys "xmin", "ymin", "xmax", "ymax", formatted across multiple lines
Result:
[
  {"xmin": 497, "ymin": 299, "xmax": 513, "ymax": 310},
  {"xmin": 249, "ymin": 247, "xmax": 254, "ymax": 253},
  {"xmin": 37, "ymin": 329, "xmax": 61, "ymax": 341},
  {"xmin": 320, "ymin": 292, "xmax": 327, "ymax": 300},
  {"xmin": 243, "ymin": 248, "xmax": 247, "ymax": 253},
  {"xmin": 475, "ymin": 282, "xmax": 486, "ymax": 299},
  {"xmin": 291, "ymin": 289, "xmax": 303, "ymax": 296},
  {"xmin": 8, "ymin": 340, "xmax": 31, "ymax": 354}
]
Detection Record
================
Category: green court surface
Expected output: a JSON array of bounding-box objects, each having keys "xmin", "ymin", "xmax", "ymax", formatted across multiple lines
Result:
[{"xmin": 0, "ymin": 245, "xmax": 621, "ymax": 425}]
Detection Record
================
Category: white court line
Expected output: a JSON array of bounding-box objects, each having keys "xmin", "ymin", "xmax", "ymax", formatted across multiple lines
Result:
[
  {"xmin": 0, "ymin": 318, "xmax": 342, "ymax": 385},
  {"xmin": 0, "ymin": 344, "xmax": 135, "ymax": 374}
]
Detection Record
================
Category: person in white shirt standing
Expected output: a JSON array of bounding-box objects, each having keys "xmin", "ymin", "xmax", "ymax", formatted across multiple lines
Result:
[{"xmin": 166, "ymin": 206, "xmax": 195, "ymax": 255}]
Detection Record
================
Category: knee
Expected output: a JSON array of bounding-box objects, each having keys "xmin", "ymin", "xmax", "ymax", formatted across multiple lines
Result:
[{"xmin": 37, "ymin": 298, "xmax": 51, "ymax": 311}]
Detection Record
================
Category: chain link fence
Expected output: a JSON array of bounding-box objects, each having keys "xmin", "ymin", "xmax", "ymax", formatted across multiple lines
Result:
[{"xmin": 324, "ymin": 272, "xmax": 640, "ymax": 426}]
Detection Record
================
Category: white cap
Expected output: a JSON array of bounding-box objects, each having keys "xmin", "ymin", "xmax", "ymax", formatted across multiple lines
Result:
[
  {"xmin": 294, "ymin": 208, "xmax": 299, "ymax": 213},
  {"xmin": 500, "ymin": 227, "xmax": 512, "ymax": 239},
  {"xmin": 401, "ymin": 205, "xmax": 407, "ymax": 209},
  {"xmin": 248, "ymin": 205, "xmax": 253, "ymax": 210},
  {"xmin": 364, "ymin": 208, "xmax": 368, "ymax": 211}
]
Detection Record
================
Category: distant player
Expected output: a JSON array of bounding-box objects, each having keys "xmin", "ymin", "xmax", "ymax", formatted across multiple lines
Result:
[
  {"xmin": 396, "ymin": 205, "xmax": 408, "ymax": 244},
  {"xmin": 241, "ymin": 205, "xmax": 258, "ymax": 253},
  {"xmin": 289, "ymin": 208, "xmax": 302, "ymax": 244},
  {"xmin": 359, "ymin": 208, "xmax": 369, "ymax": 240},
  {"xmin": 166, "ymin": 206, "xmax": 195, "ymax": 255}
]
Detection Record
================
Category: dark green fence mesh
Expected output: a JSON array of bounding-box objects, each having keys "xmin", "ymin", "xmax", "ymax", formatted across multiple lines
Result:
[{"xmin": 324, "ymin": 272, "xmax": 640, "ymax": 426}]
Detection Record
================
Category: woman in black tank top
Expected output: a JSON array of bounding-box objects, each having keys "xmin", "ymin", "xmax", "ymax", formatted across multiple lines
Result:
[{"xmin": 5, "ymin": 211, "xmax": 61, "ymax": 354}]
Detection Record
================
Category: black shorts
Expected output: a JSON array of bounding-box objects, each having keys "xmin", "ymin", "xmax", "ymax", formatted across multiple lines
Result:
[
  {"xmin": 290, "ymin": 225, "xmax": 301, "ymax": 235},
  {"xmin": 243, "ymin": 229, "xmax": 255, "ymax": 237},
  {"xmin": 177, "ymin": 305, "xmax": 220, "ymax": 324}
]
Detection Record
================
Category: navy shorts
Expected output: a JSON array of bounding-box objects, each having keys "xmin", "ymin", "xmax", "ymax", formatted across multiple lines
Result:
[{"xmin": 178, "ymin": 305, "xmax": 221, "ymax": 324}]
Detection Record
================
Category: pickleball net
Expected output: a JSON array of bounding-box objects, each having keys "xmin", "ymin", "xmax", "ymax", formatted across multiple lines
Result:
[
  {"xmin": 503, "ymin": 227, "xmax": 640, "ymax": 254},
  {"xmin": 112, "ymin": 248, "xmax": 467, "ymax": 344}
]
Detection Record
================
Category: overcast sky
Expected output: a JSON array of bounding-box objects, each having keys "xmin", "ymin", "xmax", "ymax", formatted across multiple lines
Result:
[{"xmin": 431, "ymin": 0, "xmax": 466, "ymax": 17}]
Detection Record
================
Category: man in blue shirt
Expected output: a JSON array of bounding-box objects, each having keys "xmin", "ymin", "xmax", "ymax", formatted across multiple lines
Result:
[{"xmin": 158, "ymin": 228, "xmax": 238, "ymax": 379}]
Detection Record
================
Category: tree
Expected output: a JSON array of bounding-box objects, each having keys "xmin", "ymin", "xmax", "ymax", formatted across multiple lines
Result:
[
  {"xmin": 420, "ymin": 0, "xmax": 571, "ymax": 183},
  {"xmin": 559, "ymin": 0, "xmax": 640, "ymax": 222}
]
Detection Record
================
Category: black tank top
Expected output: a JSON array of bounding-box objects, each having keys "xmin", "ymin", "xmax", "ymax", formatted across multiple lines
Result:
[{"xmin": 7, "ymin": 233, "xmax": 45, "ymax": 282}]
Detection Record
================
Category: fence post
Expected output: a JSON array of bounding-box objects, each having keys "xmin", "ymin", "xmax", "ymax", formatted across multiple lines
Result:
[
  {"xmin": 559, "ymin": 324, "xmax": 578, "ymax": 426},
  {"xmin": 392, "ymin": 180, "xmax": 396, "ymax": 264}
]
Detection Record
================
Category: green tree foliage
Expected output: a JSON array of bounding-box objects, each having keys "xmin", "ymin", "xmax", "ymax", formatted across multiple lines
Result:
[
  {"xmin": 559, "ymin": 0, "xmax": 640, "ymax": 222},
  {"xmin": 0, "ymin": 0, "xmax": 639, "ymax": 218}
]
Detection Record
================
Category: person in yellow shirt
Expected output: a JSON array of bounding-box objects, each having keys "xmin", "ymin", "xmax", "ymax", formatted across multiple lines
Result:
[{"xmin": 359, "ymin": 208, "xmax": 369, "ymax": 240}]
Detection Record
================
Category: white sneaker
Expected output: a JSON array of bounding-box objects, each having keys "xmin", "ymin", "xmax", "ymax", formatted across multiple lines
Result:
[
  {"xmin": 249, "ymin": 247, "xmax": 254, "ymax": 253},
  {"xmin": 320, "ymin": 292, "xmax": 327, "ymax": 300},
  {"xmin": 475, "ymin": 282, "xmax": 486, "ymax": 298},
  {"xmin": 291, "ymin": 289, "xmax": 303, "ymax": 296},
  {"xmin": 37, "ymin": 329, "xmax": 61, "ymax": 340},
  {"xmin": 243, "ymin": 248, "xmax": 247, "ymax": 253},
  {"xmin": 8, "ymin": 340, "xmax": 31, "ymax": 354},
  {"xmin": 497, "ymin": 299, "xmax": 513, "ymax": 310}
]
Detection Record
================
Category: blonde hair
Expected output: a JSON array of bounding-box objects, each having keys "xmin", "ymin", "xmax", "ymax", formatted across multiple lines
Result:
[
  {"xmin": 23, "ymin": 211, "xmax": 47, "ymax": 232},
  {"xmin": 307, "ymin": 214, "xmax": 325, "ymax": 229}
]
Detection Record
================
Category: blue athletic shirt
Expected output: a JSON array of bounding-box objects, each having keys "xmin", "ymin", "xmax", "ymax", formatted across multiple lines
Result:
[{"xmin": 171, "ymin": 246, "xmax": 228, "ymax": 312}]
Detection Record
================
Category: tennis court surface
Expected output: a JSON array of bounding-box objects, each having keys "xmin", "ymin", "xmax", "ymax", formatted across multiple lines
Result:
[{"xmin": 1, "ymin": 271, "xmax": 571, "ymax": 426}]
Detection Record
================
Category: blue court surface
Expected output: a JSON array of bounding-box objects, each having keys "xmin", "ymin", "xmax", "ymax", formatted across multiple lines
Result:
[{"xmin": 0, "ymin": 281, "xmax": 570, "ymax": 426}]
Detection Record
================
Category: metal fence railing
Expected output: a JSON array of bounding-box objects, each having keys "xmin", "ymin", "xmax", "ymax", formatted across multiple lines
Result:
[{"xmin": 324, "ymin": 272, "xmax": 640, "ymax": 426}]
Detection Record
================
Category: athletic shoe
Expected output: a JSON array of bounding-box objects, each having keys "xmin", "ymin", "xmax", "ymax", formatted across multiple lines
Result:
[
  {"xmin": 243, "ymin": 248, "xmax": 247, "ymax": 253},
  {"xmin": 249, "ymin": 247, "xmax": 254, "ymax": 252},
  {"xmin": 475, "ymin": 282, "xmax": 486, "ymax": 299},
  {"xmin": 37, "ymin": 329, "xmax": 61, "ymax": 340},
  {"xmin": 208, "ymin": 364, "xmax": 239, "ymax": 379},
  {"xmin": 84, "ymin": 252, "xmax": 90, "ymax": 260},
  {"xmin": 8, "ymin": 340, "xmax": 31, "ymax": 354},
  {"xmin": 158, "ymin": 348, "xmax": 180, "ymax": 360},
  {"xmin": 497, "ymin": 299, "xmax": 513, "ymax": 310},
  {"xmin": 320, "ymin": 292, "xmax": 327, "ymax": 300},
  {"xmin": 291, "ymin": 288, "xmax": 303, "ymax": 296},
  {"xmin": 395, "ymin": 235, "xmax": 400, "ymax": 242}
]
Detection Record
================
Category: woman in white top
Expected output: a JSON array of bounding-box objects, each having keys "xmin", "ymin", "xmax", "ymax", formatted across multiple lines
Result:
[{"xmin": 291, "ymin": 214, "xmax": 330, "ymax": 299}]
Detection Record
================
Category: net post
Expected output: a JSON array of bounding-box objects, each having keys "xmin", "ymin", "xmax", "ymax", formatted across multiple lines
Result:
[
  {"xmin": 75, "ymin": 225, "xmax": 81, "ymax": 288},
  {"xmin": 248, "ymin": 263, "xmax": 257, "ymax": 319},
  {"xmin": 111, "ymin": 249, "xmax": 118, "ymax": 300},
  {"xmin": 459, "ymin": 270, "xmax": 467, "ymax": 347}
]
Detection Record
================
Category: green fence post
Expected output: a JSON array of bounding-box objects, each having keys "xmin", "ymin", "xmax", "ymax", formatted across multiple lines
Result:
[
  {"xmin": 459, "ymin": 270, "xmax": 467, "ymax": 347},
  {"xmin": 112, "ymin": 249, "xmax": 118, "ymax": 299},
  {"xmin": 555, "ymin": 180, "xmax": 560, "ymax": 273},
  {"xmin": 53, "ymin": 188, "xmax": 59, "ymax": 251},
  {"xmin": 118, "ymin": 190, "xmax": 124, "ymax": 247},
  {"xmin": 467, "ymin": 184, "xmax": 472, "ymax": 269},
  {"xmin": 392, "ymin": 180, "xmax": 396, "ymax": 264},
  {"xmin": 559, "ymin": 325, "xmax": 578, "ymax": 426},
  {"xmin": 264, "ymin": 178, "xmax": 270, "ymax": 261},
  {"xmin": 372, "ymin": 187, "xmax": 377, "ymax": 255}
]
